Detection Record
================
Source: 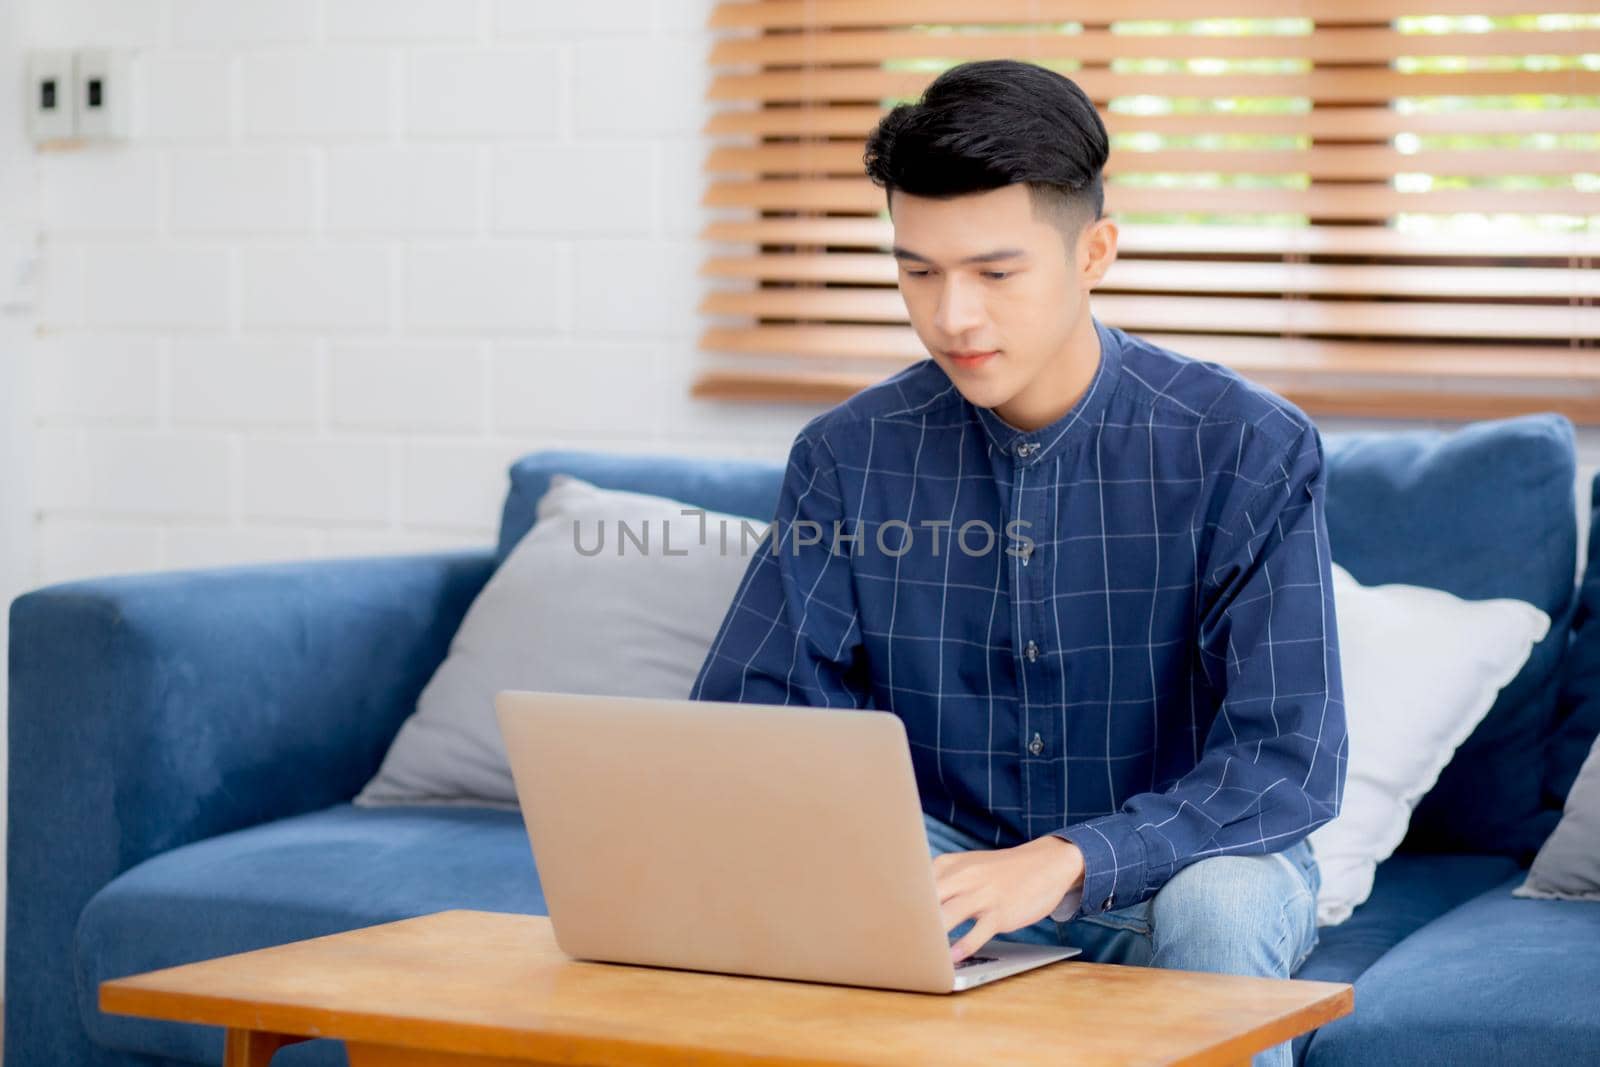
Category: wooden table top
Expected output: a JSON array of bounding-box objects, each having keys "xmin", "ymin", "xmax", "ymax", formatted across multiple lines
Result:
[{"xmin": 101, "ymin": 909, "xmax": 1353, "ymax": 1067}]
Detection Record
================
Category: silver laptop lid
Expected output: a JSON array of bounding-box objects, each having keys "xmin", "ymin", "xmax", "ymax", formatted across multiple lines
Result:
[{"xmin": 494, "ymin": 689, "xmax": 962, "ymax": 993}]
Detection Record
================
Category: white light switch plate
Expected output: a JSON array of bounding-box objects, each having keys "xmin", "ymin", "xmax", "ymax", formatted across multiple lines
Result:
[
  {"xmin": 26, "ymin": 49, "xmax": 75, "ymax": 143},
  {"xmin": 74, "ymin": 48, "xmax": 128, "ymax": 140}
]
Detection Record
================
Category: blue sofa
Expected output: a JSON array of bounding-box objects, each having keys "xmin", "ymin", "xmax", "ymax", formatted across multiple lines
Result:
[{"xmin": 8, "ymin": 412, "xmax": 1600, "ymax": 1067}]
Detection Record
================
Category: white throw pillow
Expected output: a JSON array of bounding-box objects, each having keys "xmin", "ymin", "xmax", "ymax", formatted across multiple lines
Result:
[
  {"xmin": 356, "ymin": 473, "xmax": 767, "ymax": 808},
  {"xmin": 1308, "ymin": 562, "xmax": 1550, "ymax": 926}
]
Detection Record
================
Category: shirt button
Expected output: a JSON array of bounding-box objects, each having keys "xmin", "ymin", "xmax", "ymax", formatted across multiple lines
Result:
[
  {"xmin": 1015, "ymin": 441, "xmax": 1037, "ymax": 457},
  {"xmin": 1019, "ymin": 542, "xmax": 1033, "ymax": 565},
  {"xmin": 1101, "ymin": 895, "xmax": 1115, "ymax": 912},
  {"xmin": 1024, "ymin": 640, "xmax": 1039, "ymax": 663},
  {"xmin": 1028, "ymin": 732, "xmax": 1045, "ymax": 756}
]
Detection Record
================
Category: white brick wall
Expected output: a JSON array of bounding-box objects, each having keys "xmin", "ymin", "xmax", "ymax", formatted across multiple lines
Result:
[
  {"xmin": 28, "ymin": 0, "xmax": 163, "ymax": 48},
  {"xmin": 239, "ymin": 437, "xmax": 391, "ymax": 523},
  {"xmin": 33, "ymin": 335, "xmax": 163, "ymax": 422},
  {"xmin": 1, "ymin": 0, "xmax": 37, "ymax": 973},
  {"xmin": 403, "ymin": 242, "xmax": 566, "ymax": 332},
  {"xmin": 170, "ymin": 338, "xmax": 319, "ymax": 427},
  {"xmin": 326, "ymin": 146, "xmax": 479, "ymax": 233},
  {"xmin": 330, "ymin": 340, "xmax": 484, "ymax": 432},
  {"xmin": 38, "ymin": 149, "xmax": 163, "ymax": 234},
  {"xmin": 171, "ymin": 149, "xmax": 317, "ymax": 233},
  {"xmin": 241, "ymin": 50, "xmax": 395, "ymax": 139},
  {"xmin": 25, "ymin": 0, "xmax": 811, "ymax": 588},
  {"xmin": 325, "ymin": 0, "xmax": 477, "ymax": 44},
  {"xmin": 493, "ymin": 144, "xmax": 655, "ymax": 234},
  {"xmin": 82, "ymin": 245, "xmax": 231, "ymax": 329},
  {"xmin": 406, "ymin": 49, "xmax": 562, "ymax": 138},
  {"xmin": 170, "ymin": 0, "xmax": 317, "ymax": 48},
  {"xmin": 239, "ymin": 244, "xmax": 391, "ymax": 330},
  {"xmin": 138, "ymin": 53, "xmax": 231, "ymax": 139}
]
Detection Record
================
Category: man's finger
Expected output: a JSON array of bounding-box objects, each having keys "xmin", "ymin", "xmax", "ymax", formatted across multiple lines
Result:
[
  {"xmin": 934, "ymin": 858, "xmax": 983, "ymax": 904},
  {"xmin": 940, "ymin": 893, "xmax": 983, "ymax": 936},
  {"xmin": 950, "ymin": 916, "xmax": 998, "ymax": 964},
  {"xmin": 935, "ymin": 869, "xmax": 973, "ymax": 904}
]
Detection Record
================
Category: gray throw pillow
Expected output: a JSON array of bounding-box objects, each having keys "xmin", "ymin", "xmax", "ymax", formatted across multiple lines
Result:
[
  {"xmin": 1513, "ymin": 734, "xmax": 1600, "ymax": 901},
  {"xmin": 355, "ymin": 473, "xmax": 767, "ymax": 808}
]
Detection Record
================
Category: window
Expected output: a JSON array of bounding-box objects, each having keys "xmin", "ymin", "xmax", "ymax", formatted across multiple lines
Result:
[{"xmin": 696, "ymin": 1, "xmax": 1597, "ymax": 422}]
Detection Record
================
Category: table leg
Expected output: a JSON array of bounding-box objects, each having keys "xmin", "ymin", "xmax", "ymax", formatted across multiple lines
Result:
[{"xmin": 223, "ymin": 1029, "xmax": 308, "ymax": 1067}]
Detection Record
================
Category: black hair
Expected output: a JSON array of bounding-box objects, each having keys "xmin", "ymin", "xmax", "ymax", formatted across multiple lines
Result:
[{"xmin": 862, "ymin": 59, "xmax": 1110, "ymax": 240}]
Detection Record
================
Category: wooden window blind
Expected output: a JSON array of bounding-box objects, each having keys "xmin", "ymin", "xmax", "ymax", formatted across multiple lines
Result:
[{"xmin": 693, "ymin": 1, "xmax": 1598, "ymax": 423}]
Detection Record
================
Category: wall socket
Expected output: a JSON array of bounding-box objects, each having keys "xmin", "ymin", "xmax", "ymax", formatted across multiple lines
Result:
[{"xmin": 26, "ymin": 48, "xmax": 129, "ymax": 144}]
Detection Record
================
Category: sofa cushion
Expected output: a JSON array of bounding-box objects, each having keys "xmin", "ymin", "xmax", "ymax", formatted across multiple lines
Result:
[
  {"xmin": 1516, "ymin": 730, "xmax": 1600, "ymax": 902},
  {"xmin": 76, "ymin": 805, "xmax": 542, "ymax": 1066},
  {"xmin": 359, "ymin": 475, "xmax": 768, "ymax": 808},
  {"xmin": 1291, "ymin": 852, "xmax": 1523, "ymax": 1067},
  {"xmin": 1319, "ymin": 413, "xmax": 1576, "ymax": 859},
  {"xmin": 1301, "ymin": 871, "xmax": 1600, "ymax": 1067},
  {"xmin": 497, "ymin": 449, "xmax": 785, "ymax": 563},
  {"xmin": 1306, "ymin": 562, "xmax": 1549, "ymax": 927},
  {"xmin": 1295, "ymin": 852, "xmax": 1524, "ymax": 987}
]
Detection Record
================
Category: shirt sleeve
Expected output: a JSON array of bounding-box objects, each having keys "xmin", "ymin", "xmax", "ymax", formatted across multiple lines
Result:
[
  {"xmin": 1048, "ymin": 422, "xmax": 1348, "ymax": 922},
  {"xmin": 689, "ymin": 427, "xmax": 873, "ymax": 709}
]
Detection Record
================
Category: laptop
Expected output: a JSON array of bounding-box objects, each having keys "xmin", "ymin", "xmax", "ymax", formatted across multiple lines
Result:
[{"xmin": 494, "ymin": 689, "xmax": 1081, "ymax": 994}]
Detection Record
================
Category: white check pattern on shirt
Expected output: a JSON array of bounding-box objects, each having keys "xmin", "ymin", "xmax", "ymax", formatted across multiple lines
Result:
[{"xmin": 690, "ymin": 317, "xmax": 1348, "ymax": 923}]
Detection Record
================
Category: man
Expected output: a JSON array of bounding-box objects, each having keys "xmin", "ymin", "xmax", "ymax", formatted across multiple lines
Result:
[{"xmin": 690, "ymin": 59, "xmax": 1346, "ymax": 1067}]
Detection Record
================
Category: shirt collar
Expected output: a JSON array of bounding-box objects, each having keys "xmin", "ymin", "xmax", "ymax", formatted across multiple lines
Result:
[{"xmin": 970, "ymin": 315, "xmax": 1123, "ymax": 468}]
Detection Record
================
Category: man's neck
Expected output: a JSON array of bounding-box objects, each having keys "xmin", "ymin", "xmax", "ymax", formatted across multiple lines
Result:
[{"xmin": 992, "ymin": 312, "xmax": 1102, "ymax": 432}]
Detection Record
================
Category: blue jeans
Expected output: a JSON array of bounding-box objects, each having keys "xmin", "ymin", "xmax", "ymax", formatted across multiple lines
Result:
[{"xmin": 926, "ymin": 812, "xmax": 1321, "ymax": 1067}]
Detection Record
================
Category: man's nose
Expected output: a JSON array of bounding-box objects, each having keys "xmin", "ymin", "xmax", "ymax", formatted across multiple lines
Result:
[{"xmin": 932, "ymin": 275, "xmax": 985, "ymax": 337}]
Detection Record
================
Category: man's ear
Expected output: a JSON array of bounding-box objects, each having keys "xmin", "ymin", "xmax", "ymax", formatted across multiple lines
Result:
[{"xmin": 1078, "ymin": 216, "xmax": 1118, "ymax": 289}]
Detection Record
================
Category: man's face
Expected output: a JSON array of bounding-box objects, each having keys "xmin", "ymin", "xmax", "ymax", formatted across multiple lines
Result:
[{"xmin": 889, "ymin": 183, "xmax": 1116, "ymax": 423}]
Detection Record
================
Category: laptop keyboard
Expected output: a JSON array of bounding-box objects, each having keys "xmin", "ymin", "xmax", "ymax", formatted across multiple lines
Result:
[{"xmin": 953, "ymin": 955, "xmax": 998, "ymax": 969}]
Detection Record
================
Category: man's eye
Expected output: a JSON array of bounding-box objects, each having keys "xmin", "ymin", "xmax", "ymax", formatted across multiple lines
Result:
[{"xmin": 902, "ymin": 269, "xmax": 1007, "ymax": 279}]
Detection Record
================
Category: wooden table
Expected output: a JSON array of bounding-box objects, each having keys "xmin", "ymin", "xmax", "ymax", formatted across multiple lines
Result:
[{"xmin": 100, "ymin": 909, "xmax": 1353, "ymax": 1067}]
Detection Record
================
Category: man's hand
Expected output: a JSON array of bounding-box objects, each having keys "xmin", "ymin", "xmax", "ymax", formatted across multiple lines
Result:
[{"xmin": 935, "ymin": 835, "xmax": 1086, "ymax": 964}]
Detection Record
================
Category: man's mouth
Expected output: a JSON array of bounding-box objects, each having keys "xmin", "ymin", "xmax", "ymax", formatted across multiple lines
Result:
[{"xmin": 947, "ymin": 350, "xmax": 998, "ymax": 366}]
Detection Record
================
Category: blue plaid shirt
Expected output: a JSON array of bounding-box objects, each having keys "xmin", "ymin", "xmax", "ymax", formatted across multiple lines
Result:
[{"xmin": 689, "ymin": 316, "xmax": 1347, "ymax": 923}]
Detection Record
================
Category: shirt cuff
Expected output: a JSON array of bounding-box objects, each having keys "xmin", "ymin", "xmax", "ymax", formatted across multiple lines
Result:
[
  {"xmin": 1049, "ymin": 813, "xmax": 1150, "ymax": 923},
  {"xmin": 1048, "ymin": 883, "xmax": 1084, "ymax": 923}
]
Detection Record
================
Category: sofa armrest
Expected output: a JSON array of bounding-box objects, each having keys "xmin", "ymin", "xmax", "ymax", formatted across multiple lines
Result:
[{"xmin": 5, "ymin": 548, "xmax": 494, "ymax": 1054}]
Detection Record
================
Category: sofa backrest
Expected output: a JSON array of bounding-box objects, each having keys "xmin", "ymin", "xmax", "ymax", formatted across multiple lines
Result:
[
  {"xmin": 1545, "ymin": 468, "xmax": 1600, "ymax": 812},
  {"xmin": 498, "ymin": 449, "xmax": 785, "ymax": 565},
  {"xmin": 499, "ymin": 412, "xmax": 1578, "ymax": 861},
  {"xmin": 1319, "ymin": 413, "xmax": 1577, "ymax": 860}
]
